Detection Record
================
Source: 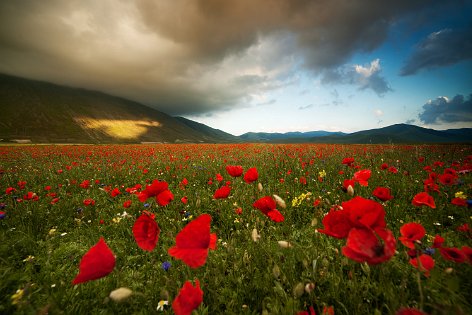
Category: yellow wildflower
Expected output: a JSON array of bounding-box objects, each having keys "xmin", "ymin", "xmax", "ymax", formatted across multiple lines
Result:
[
  {"xmin": 11, "ymin": 289, "xmax": 24, "ymax": 305},
  {"xmin": 455, "ymin": 191, "xmax": 467, "ymax": 199},
  {"xmin": 292, "ymin": 192, "xmax": 312, "ymax": 207}
]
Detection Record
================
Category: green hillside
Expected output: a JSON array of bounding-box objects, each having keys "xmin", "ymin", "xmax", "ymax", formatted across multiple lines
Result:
[{"xmin": 0, "ymin": 73, "xmax": 236, "ymax": 143}]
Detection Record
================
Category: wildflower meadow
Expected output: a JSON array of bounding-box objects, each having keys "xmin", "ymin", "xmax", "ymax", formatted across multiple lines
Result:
[{"xmin": 0, "ymin": 143, "xmax": 471, "ymax": 315}]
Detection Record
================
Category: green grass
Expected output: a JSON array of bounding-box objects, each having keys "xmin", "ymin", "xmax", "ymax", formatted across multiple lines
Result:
[{"xmin": 0, "ymin": 143, "xmax": 471, "ymax": 314}]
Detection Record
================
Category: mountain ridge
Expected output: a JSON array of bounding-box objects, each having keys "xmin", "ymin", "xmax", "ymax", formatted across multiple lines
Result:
[
  {"xmin": 0, "ymin": 73, "xmax": 237, "ymax": 143},
  {"xmin": 0, "ymin": 73, "xmax": 470, "ymax": 144}
]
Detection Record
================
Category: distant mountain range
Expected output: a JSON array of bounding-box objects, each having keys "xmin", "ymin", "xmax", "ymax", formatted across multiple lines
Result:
[
  {"xmin": 0, "ymin": 73, "xmax": 470, "ymax": 144},
  {"xmin": 239, "ymin": 130, "xmax": 346, "ymax": 142},
  {"xmin": 244, "ymin": 124, "xmax": 472, "ymax": 144}
]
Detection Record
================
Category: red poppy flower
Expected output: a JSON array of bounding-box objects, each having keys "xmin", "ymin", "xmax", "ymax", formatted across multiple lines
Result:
[
  {"xmin": 343, "ymin": 196, "xmax": 386, "ymax": 230},
  {"xmin": 156, "ymin": 189, "xmax": 174, "ymax": 206},
  {"xmin": 318, "ymin": 207, "xmax": 352, "ymax": 239},
  {"xmin": 432, "ymin": 234, "xmax": 444, "ymax": 248},
  {"xmin": 252, "ymin": 196, "xmax": 285, "ymax": 222},
  {"xmin": 322, "ymin": 306, "xmax": 334, "ymax": 315},
  {"xmin": 342, "ymin": 157, "xmax": 355, "ymax": 166},
  {"xmin": 398, "ymin": 222, "xmax": 426, "ymax": 249},
  {"xmin": 439, "ymin": 173, "xmax": 457, "ymax": 185},
  {"xmin": 380, "ymin": 163, "xmax": 389, "ymax": 170},
  {"xmin": 456, "ymin": 223, "xmax": 470, "ymax": 233},
  {"xmin": 83, "ymin": 198, "xmax": 95, "ymax": 206},
  {"xmin": 243, "ymin": 167, "xmax": 259, "ymax": 183},
  {"xmin": 213, "ymin": 185, "xmax": 231, "ymax": 199},
  {"xmin": 168, "ymin": 214, "xmax": 217, "ymax": 268},
  {"xmin": 343, "ymin": 179, "xmax": 356, "ymax": 191},
  {"xmin": 6, "ymin": 187, "xmax": 16, "ymax": 194},
  {"xmin": 181, "ymin": 196, "xmax": 188, "ymax": 204},
  {"xmin": 342, "ymin": 227, "xmax": 396, "ymax": 265},
  {"xmin": 423, "ymin": 178, "xmax": 440, "ymax": 193},
  {"xmin": 428, "ymin": 172, "xmax": 438, "ymax": 181},
  {"xmin": 372, "ymin": 187, "xmax": 393, "ymax": 201},
  {"xmin": 133, "ymin": 211, "xmax": 160, "ymax": 252},
  {"xmin": 451, "ymin": 198, "xmax": 467, "ymax": 206},
  {"xmin": 215, "ymin": 173, "xmax": 224, "ymax": 182},
  {"xmin": 137, "ymin": 180, "xmax": 173, "ymax": 207},
  {"xmin": 179, "ymin": 178, "xmax": 189, "ymax": 189},
  {"xmin": 461, "ymin": 246, "xmax": 472, "ymax": 264},
  {"xmin": 23, "ymin": 192, "xmax": 39, "ymax": 201},
  {"xmin": 172, "ymin": 279, "xmax": 203, "ymax": 315},
  {"xmin": 110, "ymin": 188, "xmax": 121, "ymax": 197},
  {"xmin": 353, "ymin": 169, "xmax": 371, "ymax": 186},
  {"xmin": 125, "ymin": 184, "xmax": 142, "ymax": 194},
  {"xmin": 79, "ymin": 180, "xmax": 91, "ymax": 189},
  {"xmin": 396, "ymin": 307, "xmax": 428, "ymax": 315},
  {"xmin": 72, "ymin": 237, "xmax": 115, "ymax": 285},
  {"xmin": 297, "ymin": 306, "xmax": 316, "ymax": 315},
  {"xmin": 226, "ymin": 165, "xmax": 243, "ymax": 177},
  {"xmin": 439, "ymin": 247, "xmax": 467, "ymax": 263},
  {"xmin": 123, "ymin": 200, "xmax": 132, "ymax": 208},
  {"xmin": 411, "ymin": 192, "xmax": 436, "ymax": 209},
  {"xmin": 409, "ymin": 254, "xmax": 435, "ymax": 277}
]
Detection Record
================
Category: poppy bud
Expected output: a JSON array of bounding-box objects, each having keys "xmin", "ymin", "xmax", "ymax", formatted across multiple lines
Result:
[
  {"xmin": 304, "ymin": 282, "xmax": 315, "ymax": 294},
  {"xmin": 109, "ymin": 287, "xmax": 132, "ymax": 302},
  {"xmin": 293, "ymin": 282, "xmax": 304, "ymax": 298},
  {"xmin": 251, "ymin": 228, "xmax": 261, "ymax": 242},
  {"xmin": 347, "ymin": 185, "xmax": 355, "ymax": 196},
  {"xmin": 272, "ymin": 265, "xmax": 281, "ymax": 278},
  {"xmin": 277, "ymin": 241, "xmax": 292, "ymax": 248},
  {"xmin": 258, "ymin": 183, "xmax": 263, "ymax": 192},
  {"xmin": 273, "ymin": 194, "xmax": 286, "ymax": 209}
]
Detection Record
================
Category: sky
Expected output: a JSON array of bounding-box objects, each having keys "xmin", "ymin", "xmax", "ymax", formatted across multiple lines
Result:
[{"xmin": 0, "ymin": 0, "xmax": 471, "ymax": 136}]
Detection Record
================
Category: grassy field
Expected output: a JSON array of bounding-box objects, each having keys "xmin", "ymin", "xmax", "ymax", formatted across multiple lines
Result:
[{"xmin": 0, "ymin": 143, "xmax": 471, "ymax": 315}]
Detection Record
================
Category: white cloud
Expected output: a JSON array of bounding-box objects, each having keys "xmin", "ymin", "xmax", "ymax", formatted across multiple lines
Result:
[
  {"xmin": 321, "ymin": 59, "xmax": 392, "ymax": 96},
  {"xmin": 373, "ymin": 109, "xmax": 384, "ymax": 117}
]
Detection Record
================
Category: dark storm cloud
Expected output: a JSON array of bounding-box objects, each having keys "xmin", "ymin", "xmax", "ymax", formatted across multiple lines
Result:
[
  {"xmin": 0, "ymin": 0, "xmax": 460, "ymax": 115},
  {"xmin": 418, "ymin": 94, "xmax": 472, "ymax": 124},
  {"xmin": 401, "ymin": 26, "xmax": 472, "ymax": 75}
]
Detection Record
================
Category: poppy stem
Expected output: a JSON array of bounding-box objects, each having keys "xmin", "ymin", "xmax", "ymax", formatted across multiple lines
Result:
[{"xmin": 416, "ymin": 268, "xmax": 424, "ymax": 311}]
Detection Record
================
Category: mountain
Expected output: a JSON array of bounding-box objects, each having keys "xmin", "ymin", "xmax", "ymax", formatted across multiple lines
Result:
[
  {"xmin": 174, "ymin": 117, "xmax": 241, "ymax": 143},
  {"xmin": 1, "ymin": 73, "xmax": 470, "ymax": 144},
  {"xmin": 307, "ymin": 124, "xmax": 472, "ymax": 144},
  {"xmin": 240, "ymin": 130, "xmax": 345, "ymax": 142},
  {"xmin": 241, "ymin": 124, "xmax": 471, "ymax": 144},
  {"xmin": 0, "ymin": 73, "xmax": 237, "ymax": 143}
]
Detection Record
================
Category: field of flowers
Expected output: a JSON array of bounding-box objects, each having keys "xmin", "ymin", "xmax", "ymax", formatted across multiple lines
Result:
[{"xmin": 0, "ymin": 143, "xmax": 471, "ymax": 315}]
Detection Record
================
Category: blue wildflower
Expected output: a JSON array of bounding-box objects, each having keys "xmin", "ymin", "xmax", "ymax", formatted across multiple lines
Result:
[
  {"xmin": 424, "ymin": 248, "xmax": 435, "ymax": 256},
  {"xmin": 0, "ymin": 211, "xmax": 6, "ymax": 219},
  {"xmin": 161, "ymin": 261, "xmax": 171, "ymax": 271}
]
